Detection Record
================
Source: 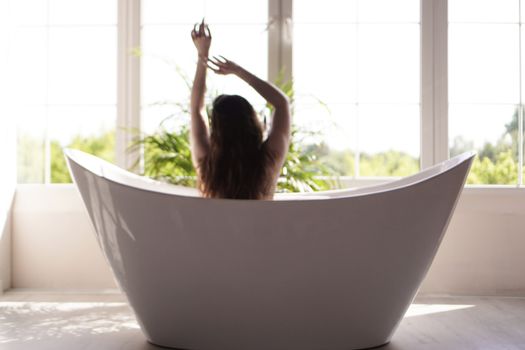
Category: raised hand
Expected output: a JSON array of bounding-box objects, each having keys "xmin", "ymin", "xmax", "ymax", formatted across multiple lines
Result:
[
  {"xmin": 191, "ymin": 18, "xmax": 211, "ymax": 57},
  {"xmin": 207, "ymin": 56, "xmax": 241, "ymax": 75}
]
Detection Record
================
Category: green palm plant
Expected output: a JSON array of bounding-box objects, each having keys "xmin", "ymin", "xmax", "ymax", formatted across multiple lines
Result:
[{"xmin": 131, "ymin": 126, "xmax": 196, "ymax": 187}]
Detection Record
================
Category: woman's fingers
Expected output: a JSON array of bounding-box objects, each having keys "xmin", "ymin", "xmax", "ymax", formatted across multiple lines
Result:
[
  {"xmin": 193, "ymin": 21, "xmax": 212, "ymax": 39},
  {"xmin": 199, "ymin": 18, "xmax": 205, "ymax": 35},
  {"xmin": 208, "ymin": 58, "xmax": 223, "ymax": 69},
  {"xmin": 207, "ymin": 57, "xmax": 220, "ymax": 67},
  {"xmin": 206, "ymin": 62, "xmax": 220, "ymax": 73},
  {"xmin": 212, "ymin": 56, "xmax": 228, "ymax": 66},
  {"xmin": 209, "ymin": 57, "xmax": 220, "ymax": 65},
  {"xmin": 213, "ymin": 55, "xmax": 227, "ymax": 64},
  {"xmin": 206, "ymin": 62, "xmax": 222, "ymax": 74},
  {"xmin": 206, "ymin": 58, "xmax": 227, "ymax": 74}
]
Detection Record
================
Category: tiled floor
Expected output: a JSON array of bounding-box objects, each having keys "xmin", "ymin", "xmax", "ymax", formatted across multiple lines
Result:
[{"xmin": 1, "ymin": 291, "xmax": 524, "ymax": 349}]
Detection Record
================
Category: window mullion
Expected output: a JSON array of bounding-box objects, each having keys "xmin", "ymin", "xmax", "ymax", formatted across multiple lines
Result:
[
  {"xmin": 421, "ymin": 0, "xmax": 448, "ymax": 169},
  {"xmin": 117, "ymin": 0, "xmax": 141, "ymax": 172},
  {"xmin": 519, "ymin": 0, "xmax": 523, "ymax": 186},
  {"xmin": 268, "ymin": 0, "xmax": 292, "ymax": 83},
  {"xmin": 44, "ymin": 0, "xmax": 51, "ymax": 183},
  {"xmin": 519, "ymin": 105, "xmax": 523, "ymax": 185}
]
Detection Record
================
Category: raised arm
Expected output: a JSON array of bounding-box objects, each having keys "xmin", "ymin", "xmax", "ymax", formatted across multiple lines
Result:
[
  {"xmin": 208, "ymin": 56, "xmax": 291, "ymax": 163},
  {"xmin": 190, "ymin": 20, "xmax": 211, "ymax": 166}
]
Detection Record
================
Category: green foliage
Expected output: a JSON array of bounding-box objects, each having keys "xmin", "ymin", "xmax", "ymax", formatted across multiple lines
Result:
[
  {"xmin": 359, "ymin": 151, "xmax": 419, "ymax": 177},
  {"xmin": 132, "ymin": 121, "xmax": 333, "ymax": 193},
  {"xmin": 450, "ymin": 106, "xmax": 521, "ymax": 185},
  {"xmin": 131, "ymin": 126, "xmax": 196, "ymax": 187},
  {"xmin": 278, "ymin": 127, "xmax": 332, "ymax": 192},
  {"xmin": 50, "ymin": 131, "xmax": 115, "ymax": 183},
  {"xmin": 467, "ymin": 150, "xmax": 517, "ymax": 185},
  {"xmin": 17, "ymin": 134, "xmax": 45, "ymax": 183},
  {"xmin": 303, "ymin": 144, "xmax": 419, "ymax": 179}
]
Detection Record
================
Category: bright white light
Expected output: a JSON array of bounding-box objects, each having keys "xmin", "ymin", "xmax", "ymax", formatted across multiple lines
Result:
[
  {"xmin": 293, "ymin": 2, "xmax": 421, "ymax": 157},
  {"xmin": 0, "ymin": 301, "xmax": 139, "ymax": 344},
  {"xmin": 404, "ymin": 303, "xmax": 475, "ymax": 317}
]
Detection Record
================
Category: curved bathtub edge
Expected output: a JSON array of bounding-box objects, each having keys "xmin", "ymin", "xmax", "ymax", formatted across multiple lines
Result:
[{"xmin": 63, "ymin": 147, "xmax": 476, "ymax": 201}]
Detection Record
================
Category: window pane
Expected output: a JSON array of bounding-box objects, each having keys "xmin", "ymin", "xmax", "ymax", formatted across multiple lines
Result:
[
  {"xmin": 48, "ymin": 27, "xmax": 117, "ymax": 105},
  {"xmin": 293, "ymin": 1, "xmax": 357, "ymax": 24},
  {"xmin": 449, "ymin": 24, "xmax": 519, "ymax": 104},
  {"xmin": 142, "ymin": 104, "xmax": 187, "ymax": 135},
  {"xmin": 293, "ymin": 24, "xmax": 357, "ymax": 104},
  {"xmin": 449, "ymin": 104, "xmax": 518, "ymax": 185},
  {"xmin": 49, "ymin": 0, "xmax": 117, "ymax": 25},
  {"xmin": 358, "ymin": 24, "xmax": 419, "ymax": 103},
  {"xmin": 8, "ymin": 0, "xmax": 48, "ymax": 26},
  {"xmin": 204, "ymin": 0, "xmax": 267, "ymax": 24},
  {"xmin": 16, "ymin": 106, "xmax": 47, "ymax": 184},
  {"xmin": 206, "ymin": 25, "xmax": 267, "ymax": 104},
  {"xmin": 294, "ymin": 104, "xmax": 357, "ymax": 177},
  {"xmin": 48, "ymin": 106, "xmax": 116, "ymax": 183},
  {"xmin": 449, "ymin": 0, "xmax": 518, "ymax": 23},
  {"xmin": 293, "ymin": 1, "xmax": 419, "ymax": 25},
  {"xmin": 141, "ymin": 25, "xmax": 195, "ymax": 108},
  {"xmin": 142, "ymin": 0, "xmax": 267, "ymax": 25},
  {"xmin": 7, "ymin": 28, "xmax": 48, "ymax": 105},
  {"xmin": 358, "ymin": 0, "xmax": 420, "ymax": 23},
  {"xmin": 358, "ymin": 104, "xmax": 420, "ymax": 176},
  {"xmin": 142, "ymin": 0, "xmax": 205, "ymax": 25},
  {"xmin": 0, "ymin": 2, "xmax": 8, "ymax": 103}
]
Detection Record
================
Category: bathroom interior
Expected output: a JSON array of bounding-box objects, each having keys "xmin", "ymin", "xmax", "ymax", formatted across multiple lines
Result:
[{"xmin": 1, "ymin": 0, "xmax": 525, "ymax": 349}]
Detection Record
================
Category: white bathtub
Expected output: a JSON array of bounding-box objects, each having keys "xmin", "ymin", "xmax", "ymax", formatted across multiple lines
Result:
[{"xmin": 65, "ymin": 149, "xmax": 474, "ymax": 350}]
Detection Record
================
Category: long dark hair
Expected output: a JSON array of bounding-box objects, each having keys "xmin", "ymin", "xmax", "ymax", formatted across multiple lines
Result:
[{"xmin": 198, "ymin": 94, "xmax": 271, "ymax": 199}]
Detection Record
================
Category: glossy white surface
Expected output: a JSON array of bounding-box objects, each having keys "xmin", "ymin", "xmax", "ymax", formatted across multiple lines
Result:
[{"xmin": 65, "ymin": 149, "xmax": 474, "ymax": 350}]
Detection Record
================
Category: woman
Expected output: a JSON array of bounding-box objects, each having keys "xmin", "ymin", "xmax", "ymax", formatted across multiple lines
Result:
[{"xmin": 190, "ymin": 20, "xmax": 291, "ymax": 199}]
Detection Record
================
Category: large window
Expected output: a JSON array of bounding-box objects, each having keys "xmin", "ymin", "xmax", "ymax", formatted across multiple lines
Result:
[
  {"xmin": 9, "ymin": 0, "xmax": 525, "ymax": 188},
  {"xmin": 449, "ymin": 0, "xmax": 524, "ymax": 185},
  {"xmin": 7, "ymin": 0, "xmax": 117, "ymax": 183}
]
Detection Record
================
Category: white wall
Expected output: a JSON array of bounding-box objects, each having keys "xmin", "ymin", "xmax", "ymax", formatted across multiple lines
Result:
[
  {"xmin": 0, "ymin": 127, "xmax": 15, "ymax": 293},
  {"xmin": 0, "ymin": 201, "xmax": 13, "ymax": 293},
  {"xmin": 11, "ymin": 185, "xmax": 525, "ymax": 296},
  {"xmin": 0, "ymin": 74, "xmax": 16, "ymax": 293},
  {"xmin": 420, "ymin": 188, "xmax": 525, "ymax": 296},
  {"xmin": 12, "ymin": 185, "xmax": 116, "ymax": 290},
  {"xmin": 0, "ymin": 0, "xmax": 15, "ymax": 293}
]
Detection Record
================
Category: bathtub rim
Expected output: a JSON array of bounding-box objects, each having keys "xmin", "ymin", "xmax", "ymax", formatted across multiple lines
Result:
[{"xmin": 64, "ymin": 148, "xmax": 475, "ymax": 202}]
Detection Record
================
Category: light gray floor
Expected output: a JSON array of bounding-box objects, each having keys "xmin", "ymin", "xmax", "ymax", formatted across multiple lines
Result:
[{"xmin": 1, "ymin": 291, "xmax": 524, "ymax": 350}]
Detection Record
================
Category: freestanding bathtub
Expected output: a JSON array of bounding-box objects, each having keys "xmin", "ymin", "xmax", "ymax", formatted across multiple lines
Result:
[{"xmin": 65, "ymin": 149, "xmax": 474, "ymax": 350}]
